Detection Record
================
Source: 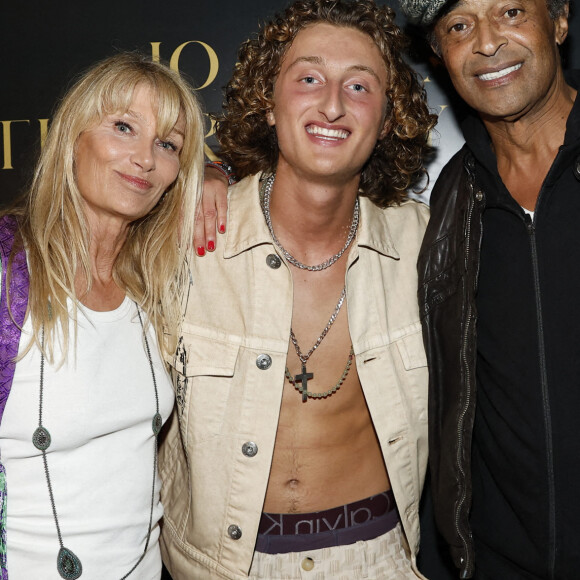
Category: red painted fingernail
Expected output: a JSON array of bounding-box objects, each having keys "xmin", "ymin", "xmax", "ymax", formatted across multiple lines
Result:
[
  {"xmin": 207, "ymin": 241, "xmax": 215, "ymax": 252},
  {"xmin": 219, "ymin": 224, "xmax": 226, "ymax": 234},
  {"xmin": 197, "ymin": 246, "xmax": 205, "ymax": 256}
]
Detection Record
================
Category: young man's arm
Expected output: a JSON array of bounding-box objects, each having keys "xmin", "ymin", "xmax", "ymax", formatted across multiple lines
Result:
[{"xmin": 193, "ymin": 164, "xmax": 230, "ymax": 256}]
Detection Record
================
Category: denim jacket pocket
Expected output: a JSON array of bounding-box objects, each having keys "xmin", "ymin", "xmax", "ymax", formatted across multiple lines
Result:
[
  {"xmin": 170, "ymin": 332, "xmax": 240, "ymax": 442},
  {"xmin": 396, "ymin": 330, "xmax": 428, "ymax": 370},
  {"xmin": 395, "ymin": 330, "xmax": 428, "ymax": 424}
]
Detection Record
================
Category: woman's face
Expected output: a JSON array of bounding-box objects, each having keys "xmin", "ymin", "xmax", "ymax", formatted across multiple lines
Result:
[{"xmin": 75, "ymin": 84, "xmax": 185, "ymax": 227}]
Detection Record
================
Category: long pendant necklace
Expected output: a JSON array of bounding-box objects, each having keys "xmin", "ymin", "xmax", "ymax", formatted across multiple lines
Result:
[
  {"xmin": 289, "ymin": 287, "xmax": 349, "ymax": 402},
  {"xmin": 260, "ymin": 174, "xmax": 359, "ymax": 402},
  {"xmin": 261, "ymin": 173, "xmax": 359, "ymax": 271},
  {"xmin": 285, "ymin": 346, "xmax": 354, "ymax": 400},
  {"xmin": 32, "ymin": 303, "xmax": 162, "ymax": 579}
]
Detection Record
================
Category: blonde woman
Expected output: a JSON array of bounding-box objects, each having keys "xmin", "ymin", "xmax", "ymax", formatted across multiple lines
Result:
[{"xmin": 0, "ymin": 53, "xmax": 204, "ymax": 579}]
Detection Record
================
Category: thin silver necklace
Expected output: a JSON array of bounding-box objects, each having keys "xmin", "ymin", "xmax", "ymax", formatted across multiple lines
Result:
[
  {"xmin": 285, "ymin": 346, "xmax": 354, "ymax": 400},
  {"xmin": 289, "ymin": 287, "xmax": 346, "ymax": 402},
  {"xmin": 32, "ymin": 303, "xmax": 162, "ymax": 579},
  {"xmin": 261, "ymin": 174, "xmax": 359, "ymax": 271}
]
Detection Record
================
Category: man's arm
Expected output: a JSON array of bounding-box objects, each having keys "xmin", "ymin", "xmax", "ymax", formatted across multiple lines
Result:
[{"xmin": 193, "ymin": 165, "xmax": 230, "ymax": 256}]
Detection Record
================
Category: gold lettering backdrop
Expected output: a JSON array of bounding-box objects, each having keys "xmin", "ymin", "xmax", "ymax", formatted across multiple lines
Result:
[
  {"xmin": 2, "ymin": 3, "xmax": 577, "ymax": 579},
  {"xmin": 0, "ymin": 0, "xmax": 283, "ymax": 204},
  {"xmin": 2, "ymin": 1, "xmax": 577, "ymax": 206}
]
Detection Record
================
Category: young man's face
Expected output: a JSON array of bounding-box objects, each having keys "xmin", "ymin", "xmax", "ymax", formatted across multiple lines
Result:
[
  {"xmin": 432, "ymin": 0, "xmax": 569, "ymax": 121},
  {"xmin": 267, "ymin": 22, "xmax": 389, "ymax": 183}
]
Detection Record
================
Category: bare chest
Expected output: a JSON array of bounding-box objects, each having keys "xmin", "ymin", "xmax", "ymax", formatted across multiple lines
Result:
[{"xmin": 263, "ymin": 268, "xmax": 390, "ymax": 513}]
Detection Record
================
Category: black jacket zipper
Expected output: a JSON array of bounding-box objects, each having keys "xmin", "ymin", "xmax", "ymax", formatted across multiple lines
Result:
[{"xmin": 525, "ymin": 213, "xmax": 556, "ymax": 580}]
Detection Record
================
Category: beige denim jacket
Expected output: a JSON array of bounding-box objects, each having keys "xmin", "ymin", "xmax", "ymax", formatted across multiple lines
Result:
[{"xmin": 160, "ymin": 174, "xmax": 430, "ymax": 579}]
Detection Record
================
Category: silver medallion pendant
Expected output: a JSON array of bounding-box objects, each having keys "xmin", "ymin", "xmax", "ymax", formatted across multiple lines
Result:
[
  {"xmin": 152, "ymin": 412, "xmax": 162, "ymax": 435},
  {"xmin": 35, "ymin": 306, "xmax": 160, "ymax": 580},
  {"xmin": 57, "ymin": 546, "xmax": 82, "ymax": 579},
  {"xmin": 32, "ymin": 426, "xmax": 51, "ymax": 451}
]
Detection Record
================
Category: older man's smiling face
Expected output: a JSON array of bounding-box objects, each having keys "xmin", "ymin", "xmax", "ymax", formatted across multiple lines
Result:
[{"xmin": 433, "ymin": 0, "xmax": 569, "ymax": 122}]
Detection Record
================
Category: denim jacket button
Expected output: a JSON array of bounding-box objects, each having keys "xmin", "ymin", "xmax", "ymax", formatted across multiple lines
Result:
[
  {"xmin": 242, "ymin": 441, "xmax": 258, "ymax": 457},
  {"xmin": 227, "ymin": 524, "xmax": 242, "ymax": 540},
  {"xmin": 256, "ymin": 354, "xmax": 272, "ymax": 370},
  {"xmin": 266, "ymin": 254, "xmax": 282, "ymax": 269}
]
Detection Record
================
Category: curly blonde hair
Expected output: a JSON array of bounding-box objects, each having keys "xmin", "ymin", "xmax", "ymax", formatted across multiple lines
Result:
[
  {"xmin": 215, "ymin": 0, "xmax": 436, "ymax": 207},
  {"xmin": 5, "ymin": 53, "xmax": 204, "ymax": 364}
]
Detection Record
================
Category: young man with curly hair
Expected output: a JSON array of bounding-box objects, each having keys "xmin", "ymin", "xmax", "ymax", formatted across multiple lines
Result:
[
  {"xmin": 400, "ymin": 1, "xmax": 578, "ymax": 578},
  {"xmin": 159, "ymin": 1, "xmax": 436, "ymax": 578}
]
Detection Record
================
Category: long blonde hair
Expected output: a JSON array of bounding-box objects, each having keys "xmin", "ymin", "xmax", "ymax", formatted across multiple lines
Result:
[{"xmin": 7, "ymin": 52, "xmax": 204, "ymax": 363}]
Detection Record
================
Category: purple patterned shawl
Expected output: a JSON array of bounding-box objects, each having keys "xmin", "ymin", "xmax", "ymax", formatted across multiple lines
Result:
[
  {"xmin": 0, "ymin": 215, "xmax": 28, "ymax": 421},
  {"xmin": 0, "ymin": 214, "xmax": 29, "ymax": 579}
]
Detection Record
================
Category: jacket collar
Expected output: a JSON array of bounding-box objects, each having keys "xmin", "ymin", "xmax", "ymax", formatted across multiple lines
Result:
[
  {"xmin": 223, "ymin": 173, "xmax": 272, "ymax": 259},
  {"xmin": 356, "ymin": 196, "xmax": 400, "ymax": 259},
  {"xmin": 222, "ymin": 173, "xmax": 400, "ymax": 260},
  {"xmin": 563, "ymin": 69, "xmax": 580, "ymax": 147},
  {"xmin": 461, "ymin": 69, "xmax": 580, "ymax": 209}
]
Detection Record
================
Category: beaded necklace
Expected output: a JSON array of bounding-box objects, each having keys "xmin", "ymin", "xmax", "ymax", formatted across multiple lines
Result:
[{"xmin": 260, "ymin": 175, "xmax": 359, "ymax": 403}]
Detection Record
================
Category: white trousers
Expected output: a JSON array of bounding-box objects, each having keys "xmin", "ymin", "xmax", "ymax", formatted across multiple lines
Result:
[{"xmin": 249, "ymin": 523, "xmax": 424, "ymax": 580}]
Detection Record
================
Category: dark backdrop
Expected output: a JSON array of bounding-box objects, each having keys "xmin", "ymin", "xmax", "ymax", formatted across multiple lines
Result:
[
  {"xmin": 3, "ymin": 2, "xmax": 576, "ymax": 207},
  {"xmin": 2, "ymin": 2, "xmax": 577, "ymax": 579}
]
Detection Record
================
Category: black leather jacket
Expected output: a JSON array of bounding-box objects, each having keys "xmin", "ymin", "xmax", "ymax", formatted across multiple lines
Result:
[
  {"xmin": 418, "ymin": 70, "xmax": 580, "ymax": 578},
  {"xmin": 417, "ymin": 147, "xmax": 483, "ymax": 579}
]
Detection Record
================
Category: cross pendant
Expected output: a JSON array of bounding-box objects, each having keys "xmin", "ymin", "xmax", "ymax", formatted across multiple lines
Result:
[{"xmin": 295, "ymin": 363, "xmax": 313, "ymax": 402}]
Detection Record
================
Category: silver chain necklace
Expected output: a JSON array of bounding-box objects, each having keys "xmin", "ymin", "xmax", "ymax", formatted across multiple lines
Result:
[
  {"xmin": 285, "ymin": 346, "xmax": 354, "ymax": 400},
  {"xmin": 290, "ymin": 287, "xmax": 346, "ymax": 402},
  {"xmin": 261, "ymin": 174, "xmax": 359, "ymax": 271},
  {"xmin": 32, "ymin": 303, "xmax": 162, "ymax": 580}
]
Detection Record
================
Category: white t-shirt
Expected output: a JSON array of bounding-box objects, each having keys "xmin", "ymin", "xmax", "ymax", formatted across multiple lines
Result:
[
  {"xmin": 522, "ymin": 206, "xmax": 535, "ymax": 219},
  {"xmin": 0, "ymin": 297, "xmax": 174, "ymax": 579}
]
